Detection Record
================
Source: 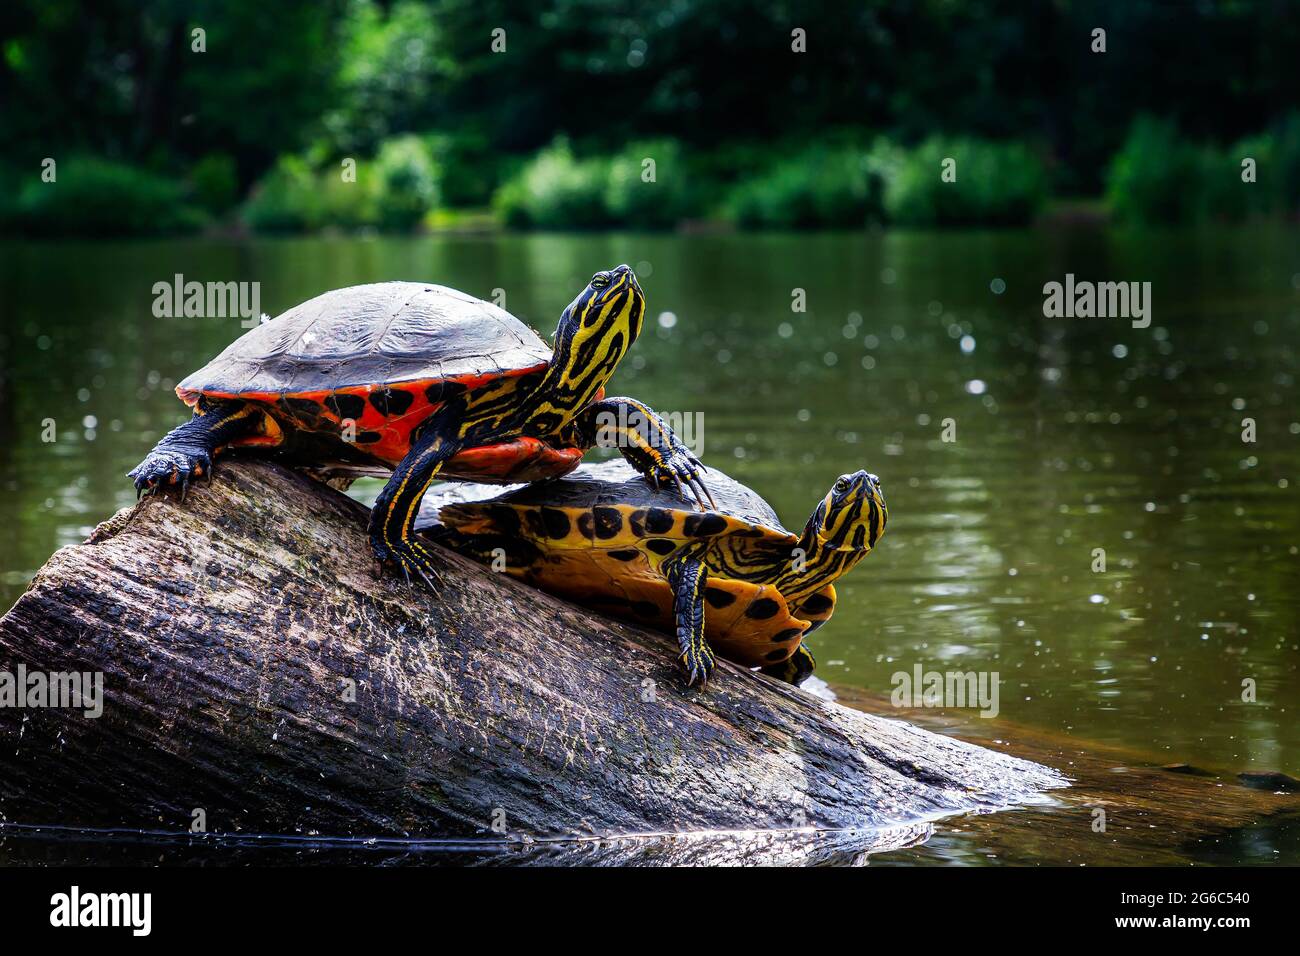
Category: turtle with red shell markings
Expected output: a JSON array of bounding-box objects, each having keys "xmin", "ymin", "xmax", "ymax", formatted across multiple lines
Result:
[{"xmin": 129, "ymin": 266, "xmax": 713, "ymax": 585}]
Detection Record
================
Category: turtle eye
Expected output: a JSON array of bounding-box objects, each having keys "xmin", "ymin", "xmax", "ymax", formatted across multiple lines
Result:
[
  {"xmin": 590, "ymin": 273, "xmax": 610, "ymax": 290},
  {"xmin": 834, "ymin": 477, "xmax": 850, "ymax": 494}
]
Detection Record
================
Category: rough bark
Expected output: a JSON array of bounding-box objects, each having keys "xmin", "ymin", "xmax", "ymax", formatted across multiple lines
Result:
[{"xmin": 0, "ymin": 460, "xmax": 1064, "ymax": 853}]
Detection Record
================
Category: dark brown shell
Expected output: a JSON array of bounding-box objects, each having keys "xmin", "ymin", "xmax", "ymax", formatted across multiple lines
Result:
[{"xmin": 178, "ymin": 282, "xmax": 550, "ymax": 397}]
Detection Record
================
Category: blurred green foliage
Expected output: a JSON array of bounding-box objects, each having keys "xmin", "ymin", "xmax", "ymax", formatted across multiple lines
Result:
[
  {"xmin": 1107, "ymin": 115, "xmax": 1300, "ymax": 224},
  {"xmin": 2, "ymin": 0, "xmax": 1299, "ymax": 235},
  {"xmin": 879, "ymin": 138, "xmax": 1049, "ymax": 226},
  {"xmin": 6, "ymin": 157, "xmax": 205, "ymax": 236},
  {"xmin": 373, "ymin": 135, "xmax": 440, "ymax": 230},
  {"xmin": 726, "ymin": 146, "xmax": 880, "ymax": 229},
  {"xmin": 494, "ymin": 139, "xmax": 700, "ymax": 230}
]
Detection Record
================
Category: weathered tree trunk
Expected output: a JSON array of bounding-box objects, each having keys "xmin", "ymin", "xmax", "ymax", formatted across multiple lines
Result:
[{"xmin": 0, "ymin": 460, "xmax": 1063, "ymax": 855}]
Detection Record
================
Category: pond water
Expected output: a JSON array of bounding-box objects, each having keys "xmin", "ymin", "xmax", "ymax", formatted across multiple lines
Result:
[{"xmin": 1, "ymin": 228, "xmax": 1297, "ymax": 864}]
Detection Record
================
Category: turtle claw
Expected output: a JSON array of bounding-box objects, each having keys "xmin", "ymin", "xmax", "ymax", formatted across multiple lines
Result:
[
  {"xmin": 649, "ymin": 449, "xmax": 714, "ymax": 511},
  {"xmin": 679, "ymin": 642, "xmax": 716, "ymax": 689},
  {"xmin": 382, "ymin": 538, "xmax": 446, "ymax": 593},
  {"xmin": 128, "ymin": 446, "xmax": 211, "ymax": 501},
  {"xmin": 687, "ymin": 474, "xmax": 716, "ymax": 511}
]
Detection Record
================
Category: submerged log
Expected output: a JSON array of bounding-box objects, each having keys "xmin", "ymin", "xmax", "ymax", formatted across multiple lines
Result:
[{"xmin": 0, "ymin": 460, "xmax": 1063, "ymax": 851}]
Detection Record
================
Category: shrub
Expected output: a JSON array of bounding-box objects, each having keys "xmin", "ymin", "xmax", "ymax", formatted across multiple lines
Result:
[
  {"xmin": 726, "ymin": 146, "xmax": 878, "ymax": 228},
  {"xmin": 190, "ymin": 154, "xmax": 239, "ymax": 215},
  {"xmin": 879, "ymin": 137, "xmax": 1047, "ymax": 226},
  {"xmin": 1105, "ymin": 118, "xmax": 1206, "ymax": 225},
  {"xmin": 604, "ymin": 139, "xmax": 703, "ymax": 229},
  {"xmin": 10, "ymin": 157, "xmax": 205, "ymax": 237},
  {"xmin": 372, "ymin": 135, "xmax": 439, "ymax": 230},
  {"xmin": 429, "ymin": 132, "xmax": 500, "ymax": 207},
  {"xmin": 241, "ymin": 156, "xmax": 329, "ymax": 233},
  {"xmin": 493, "ymin": 140, "xmax": 612, "ymax": 229},
  {"xmin": 242, "ymin": 135, "xmax": 444, "ymax": 234},
  {"xmin": 1106, "ymin": 116, "xmax": 1300, "ymax": 224},
  {"xmin": 1269, "ymin": 112, "xmax": 1300, "ymax": 215}
]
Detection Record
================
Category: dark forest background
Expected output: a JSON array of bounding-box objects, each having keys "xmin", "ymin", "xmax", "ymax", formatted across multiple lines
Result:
[{"xmin": 3, "ymin": 0, "xmax": 1299, "ymax": 234}]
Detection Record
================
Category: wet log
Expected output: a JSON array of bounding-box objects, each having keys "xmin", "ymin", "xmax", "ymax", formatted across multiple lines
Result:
[{"xmin": 0, "ymin": 460, "xmax": 1064, "ymax": 850}]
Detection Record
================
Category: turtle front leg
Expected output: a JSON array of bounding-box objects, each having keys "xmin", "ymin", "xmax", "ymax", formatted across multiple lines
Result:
[
  {"xmin": 562, "ymin": 397, "xmax": 715, "ymax": 509},
  {"xmin": 128, "ymin": 398, "xmax": 259, "ymax": 500},
  {"xmin": 369, "ymin": 424, "xmax": 458, "ymax": 590},
  {"xmin": 665, "ymin": 555, "xmax": 716, "ymax": 687}
]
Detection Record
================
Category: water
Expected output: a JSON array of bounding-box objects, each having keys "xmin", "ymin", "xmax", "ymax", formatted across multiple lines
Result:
[{"xmin": 1, "ymin": 229, "xmax": 1297, "ymax": 864}]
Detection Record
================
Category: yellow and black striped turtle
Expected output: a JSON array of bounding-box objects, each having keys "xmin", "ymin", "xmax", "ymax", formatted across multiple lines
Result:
[
  {"xmin": 418, "ymin": 459, "xmax": 887, "ymax": 687},
  {"xmin": 128, "ymin": 265, "xmax": 713, "ymax": 588}
]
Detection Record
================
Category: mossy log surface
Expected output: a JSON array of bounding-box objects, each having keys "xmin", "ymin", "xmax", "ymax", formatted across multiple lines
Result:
[{"xmin": 0, "ymin": 460, "xmax": 1064, "ymax": 854}]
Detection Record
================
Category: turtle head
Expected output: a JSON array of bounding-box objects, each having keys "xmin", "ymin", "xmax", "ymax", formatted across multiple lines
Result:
[
  {"xmin": 553, "ymin": 264, "xmax": 645, "ymax": 361},
  {"xmin": 807, "ymin": 470, "xmax": 887, "ymax": 553}
]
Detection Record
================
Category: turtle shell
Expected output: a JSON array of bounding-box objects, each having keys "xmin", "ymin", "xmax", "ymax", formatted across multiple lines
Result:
[
  {"xmin": 171, "ymin": 282, "xmax": 584, "ymax": 478},
  {"xmin": 420, "ymin": 460, "xmax": 836, "ymax": 669},
  {"xmin": 178, "ymin": 281, "xmax": 550, "ymax": 400}
]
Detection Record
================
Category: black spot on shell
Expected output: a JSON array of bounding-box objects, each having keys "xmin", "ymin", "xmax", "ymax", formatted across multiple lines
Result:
[
  {"xmin": 540, "ymin": 507, "xmax": 570, "ymax": 539},
  {"xmin": 425, "ymin": 381, "xmax": 467, "ymax": 405},
  {"xmin": 592, "ymin": 506, "xmax": 623, "ymax": 539},
  {"xmin": 523, "ymin": 509, "xmax": 546, "ymax": 538},
  {"xmin": 608, "ymin": 549, "xmax": 640, "ymax": 562},
  {"xmin": 802, "ymin": 593, "xmax": 834, "ymax": 615},
  {"xmin": 576, "ymin": 513, "xmax": 595, "ymax": 540},
  {"xmin": 684, "ymin": 513, "xmax": 728, "ymax": 537},
  {"xmin": 745, "ymin": 598, "xmax": 780, "ymax": 619},
  {"xmin": 645, "ymin": 508, "xmax": 675, "ymax": 534},
  {"xmin": 705, "ymin": 587, "xmax": 736, "ymax": 608},
  {"xmin": 772, "ymin": 627, "xmax": 803, "ymax": 643},
  {"xmin": 628, "ymin": 509, "xmax": 648, "ymax": 538},
  {"xmin": 356, "ymin": 431, "xmax": 382, "ymax": 444},
  {"xmin": 488, "ymin": 506, "xmax": 521, "ymax": 537},
  {"xmin": 370, "ymin": 388, "xmax": 415, "ymax": 416},
  {"xmin": 645, "ymin": 538, "xmax": 677, "ymax": 556},
  {"xmin": 280, "ymin": 396, "xmax": 323, "ymax": 420},
  {"xmin": 765, "ymin": 649, "xmax": 789, "ymax": 662},
  {"xmin": 325, "ymin": 393, "xmax": 366, "ymax": 421}
]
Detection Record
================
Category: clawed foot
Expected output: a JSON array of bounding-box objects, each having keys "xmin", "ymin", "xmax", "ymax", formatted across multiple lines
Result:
[
  {"xmin": 128, "ymin": 447, "xmax": 211, "ymax": 502},
  {"xmin": 678, "ymin": 638, "xmax": 716, "ymax": 688},
  {"xmin": 374, "ymin": 537, "xmax": 445, "ymax": 591},
  {"xmin": 648, "ymin": 449, "xmax": 716, "ymax": 511}
]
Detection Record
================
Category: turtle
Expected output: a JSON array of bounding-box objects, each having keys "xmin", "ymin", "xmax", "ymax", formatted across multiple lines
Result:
[
  {"xmin": 128, "ymin": 265, "xmax": 713, "ymax": 586},
  {"xmin": 416, "ymin": 459, "xmax": 888, "ymax": 687}
]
